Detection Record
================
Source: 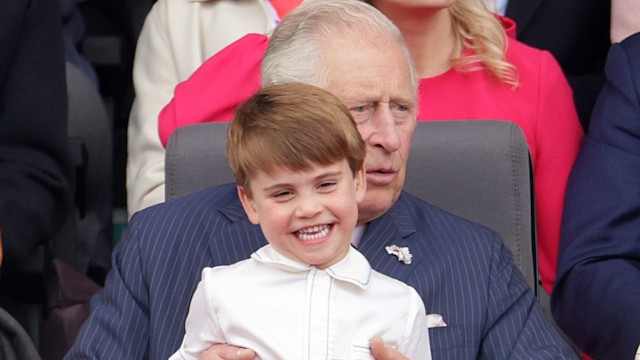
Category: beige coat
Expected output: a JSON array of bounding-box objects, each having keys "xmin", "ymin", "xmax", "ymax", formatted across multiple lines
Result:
[{"xmin": 126, "ymin": 0, "xmax": 275, "ymax": 217}]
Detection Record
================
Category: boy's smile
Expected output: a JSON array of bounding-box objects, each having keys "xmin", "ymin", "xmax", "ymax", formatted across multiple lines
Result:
[
  {"xmin": 295, "ymin": 224, "xmax": 332, "ymax": 243},
  {"xmin": 238, "ymin": 160, "xmax": 366, "ymax": 269}
]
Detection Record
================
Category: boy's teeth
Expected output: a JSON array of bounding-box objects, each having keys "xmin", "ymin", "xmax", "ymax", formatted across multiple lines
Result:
[{"xmin": 297, "ymin": 225, "xmax": 330, "ymax": 241}]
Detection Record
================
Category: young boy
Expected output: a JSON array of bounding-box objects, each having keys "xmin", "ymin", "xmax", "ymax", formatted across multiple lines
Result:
[{"xmin": 169, "ymin": 83, "xmax": 431, "ymax": 360}]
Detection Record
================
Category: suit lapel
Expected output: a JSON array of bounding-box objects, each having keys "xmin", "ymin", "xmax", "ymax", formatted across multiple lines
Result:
[
  {"xmin": 506, "ymin": 0, "xmax": 544, "ymax": 37},
  {"xmin": 357, "ymin": 195, "xmax": 423, "ymax": 284},
  {"xmin": 207, "ymin": 198, "xmax": 267, "ymax": 265}
]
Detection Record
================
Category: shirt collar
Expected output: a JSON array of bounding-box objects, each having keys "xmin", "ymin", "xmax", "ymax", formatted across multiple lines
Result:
[{"xmin": 251, "ymin": 245, "xmax": 372, "ymax": 289}]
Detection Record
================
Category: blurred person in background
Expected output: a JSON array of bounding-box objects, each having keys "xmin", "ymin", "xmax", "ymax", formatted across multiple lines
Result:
[{"xmin": 552, "ymin": 6, "xmax": 640, "ymax": 358}]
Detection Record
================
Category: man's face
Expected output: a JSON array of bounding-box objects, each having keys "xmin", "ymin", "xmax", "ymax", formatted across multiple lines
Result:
[{"xmin": 323, "ymin": 38, "xmax": 417, "ymax": 224}]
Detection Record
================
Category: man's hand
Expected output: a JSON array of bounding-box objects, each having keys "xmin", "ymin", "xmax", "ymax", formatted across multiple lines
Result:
[
  {"xmin": 197, "ymin": 337, "xmax": 406, "ymax": 360},
  {"xmin": 370, "ymin": 336, "xmax": 409, "ymax": 360},
  {"xmin": 199, "ymin": 344, "xmax": 256, "ymax": 360}
]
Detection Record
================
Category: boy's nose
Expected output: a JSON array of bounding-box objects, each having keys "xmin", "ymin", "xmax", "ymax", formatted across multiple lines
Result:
[{"xmin": 294, "ymin": 197, "xmax": 323, "ymax": 218}]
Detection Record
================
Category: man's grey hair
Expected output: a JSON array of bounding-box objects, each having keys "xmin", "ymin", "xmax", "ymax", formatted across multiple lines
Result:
[{"xmin": 261, "ymin": 0, "xmax": 417, "ymax": 94}]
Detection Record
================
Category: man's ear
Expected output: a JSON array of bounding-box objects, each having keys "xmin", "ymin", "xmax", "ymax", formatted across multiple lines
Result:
[
  {"xmin": 237, "ymin": 186, "xmax": 260, "ymax": 225},
  {"xmin": 355, "ymin": 163, "xmax": 367, "ymax": 203}
]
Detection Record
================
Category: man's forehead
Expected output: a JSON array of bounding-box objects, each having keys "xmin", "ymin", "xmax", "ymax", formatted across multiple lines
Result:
[
  {"xmin": 322, "ymin": 38, "xmax": 415, "ymax": 101},
  {"xmin": 339, "ymin": 87, "xmax": 415, "ymax": 106},
  {"xmin": 327, "ymin": 73, "xmax": 416, "ymax": 103}
]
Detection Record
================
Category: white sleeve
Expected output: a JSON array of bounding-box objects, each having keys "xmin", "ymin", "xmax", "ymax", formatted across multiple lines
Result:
[{"xmin": 169, "ymin": 269, "xmax": 225, "ymax": 359}]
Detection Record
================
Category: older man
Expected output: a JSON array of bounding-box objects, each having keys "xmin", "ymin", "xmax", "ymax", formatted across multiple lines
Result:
[{"xmin": 66, "ymin": 0, "xmax": 575, "ymax": 359}]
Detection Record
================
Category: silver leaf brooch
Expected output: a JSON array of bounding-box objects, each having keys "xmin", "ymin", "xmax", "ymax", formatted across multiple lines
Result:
[{"xmin": 385, "ymin": 245, "xmax": 412, "ymax": 265}]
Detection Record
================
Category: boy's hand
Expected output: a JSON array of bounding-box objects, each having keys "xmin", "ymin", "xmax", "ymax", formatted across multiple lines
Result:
[
  {"xmin": 199, "ymin": 344, "xmax": 256, "ymax": 360},
  {"xmin": 370, "ymin": 336, "xmax": 409, "ymax": 360}
]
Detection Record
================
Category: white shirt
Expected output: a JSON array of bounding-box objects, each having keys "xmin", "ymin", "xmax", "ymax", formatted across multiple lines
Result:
[{"xmin": 170, "ymin": 245, "xmax": 431, "ymax": 360}]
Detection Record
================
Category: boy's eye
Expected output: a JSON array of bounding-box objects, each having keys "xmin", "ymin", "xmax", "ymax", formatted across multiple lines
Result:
[
  {"xmin": 273, "ymin": 190, "xmax": 293, "ymax": 199},
  {"xmin": 318, "ymin": 181, "xmax": 337, "ymax": 191}
]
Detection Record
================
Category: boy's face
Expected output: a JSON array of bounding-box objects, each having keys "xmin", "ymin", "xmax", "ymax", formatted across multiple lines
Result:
[{"xmin": 238, "ymin": 160, "xmax": 366, "ymax": 269}]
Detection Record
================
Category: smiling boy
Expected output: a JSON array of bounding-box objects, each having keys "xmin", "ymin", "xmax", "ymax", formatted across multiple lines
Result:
[{"xmin": 169, "ymin": 83, "xmax": 431, "ymax": 360}]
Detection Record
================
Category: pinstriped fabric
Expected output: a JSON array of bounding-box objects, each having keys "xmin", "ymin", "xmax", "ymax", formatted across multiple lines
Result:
[
  {"xmin": 359, "ymin": 194, "xmax": 576, "ymax": 359},
  {"xmin": 66, "ymin": 184, "xmax": 267, "ymax": 359},
  {"xmin": 66, "ymin": 185, "xmax": 576, "ymax": 359}
]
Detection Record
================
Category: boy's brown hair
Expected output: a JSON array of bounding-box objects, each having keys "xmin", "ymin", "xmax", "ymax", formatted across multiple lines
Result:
[{"xmin": 226, "ymin": 83, "xmax": 365, "ymax": 195}]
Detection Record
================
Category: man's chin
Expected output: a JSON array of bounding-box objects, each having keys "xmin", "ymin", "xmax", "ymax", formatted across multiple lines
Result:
[{"xmin": 357, "ymin": 190, "xmax": 398, "ymax": 223}]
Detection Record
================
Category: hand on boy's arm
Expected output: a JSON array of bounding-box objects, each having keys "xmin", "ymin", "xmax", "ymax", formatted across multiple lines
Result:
[
  {"xmin": 199, "ymin": 344, "xmax": 256, "ymax": 360},
  {"xmin": 370, "ymin": 336, "xmax": 409, "ymax": 360},
  {"xmin": 197, "ymin": 337, "xmax": 408, "ymax": 359}
]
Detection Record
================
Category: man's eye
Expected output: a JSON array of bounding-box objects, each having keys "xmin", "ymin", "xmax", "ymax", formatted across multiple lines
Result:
[
  {"xmin": 350, "ymin": 105, "xmax": 374, "ymax": 123},
  {"xmin": 391, "ymin": 103, "xmax": 413, "ymax": 122},
  {"xmin": 393, "ymin": 104, "xmax": 409, "ymax": 112},
  {"xmin": 391, "ymin": 103, "xmax": 412, "ymax": 115}
]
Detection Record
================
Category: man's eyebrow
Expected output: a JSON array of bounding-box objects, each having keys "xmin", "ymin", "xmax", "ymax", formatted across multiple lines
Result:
[
  {"xmin": 393, "ymin": 92, "xmax": 417, "ymax": 104},
  {"xmin": 340, "ymin": 93, "xmax": 375, "ymax": 104},
  {"xmin": 392, "ymin": 98, "xmax": 416, "ymax": 106}
]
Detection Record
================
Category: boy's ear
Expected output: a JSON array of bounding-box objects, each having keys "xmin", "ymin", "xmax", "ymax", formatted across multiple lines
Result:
[
  {"xmin": 355, "ymin": 163, "xmax": 367, "ymax": 203},
  {"xmin": 237, "ymin": 186, "xmax": 260, "ymax": 225}
]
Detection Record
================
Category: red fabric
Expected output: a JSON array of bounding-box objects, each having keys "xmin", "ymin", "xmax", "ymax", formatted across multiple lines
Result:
[
  {"xmin": 157, "ymin": 23, "xmax": 583, "ymax": 294},
  {"xmin": 158, "ymin": 34, "xmax": 266, "ymax": 147},
  {"xmin": 502, "ymin": 15, "xmax": 516, "ymax": 38},
  {"xmin": 270, "ymin": 0, "xmax": 302, "ymax": 20},
  {"xmin": 418, "ymin": 38, "xmax": 583, "ymax": 294}
]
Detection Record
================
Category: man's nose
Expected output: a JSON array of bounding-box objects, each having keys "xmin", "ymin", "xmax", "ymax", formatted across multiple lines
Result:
[{"xmin": 369, "ymin": 106, "xmax": 401, "ymax": 152}]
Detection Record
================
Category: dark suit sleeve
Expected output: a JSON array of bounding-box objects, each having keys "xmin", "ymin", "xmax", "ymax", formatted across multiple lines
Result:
[
  {"xmin": 481, "ymin": 237, "xmax": 578, "ymax": 359},
  {"xmin": 65, "ymin": 219, "xmax": 153, "ymax": 359},
  {"xmin": 67, "ymin": 185, "xmax": 258, "ymax": 359},
  {"xmin": 0, "ymin": 0, "xmax": 74, "ymax": 267},
  {"xmin": 552, "ymin": 33, "xmax": 640, "ymax": 360}
]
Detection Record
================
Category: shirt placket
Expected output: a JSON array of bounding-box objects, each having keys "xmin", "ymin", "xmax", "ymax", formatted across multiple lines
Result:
[{"xmin": 305, "ymin": 269, "xmax": 333, "ymax": 360}]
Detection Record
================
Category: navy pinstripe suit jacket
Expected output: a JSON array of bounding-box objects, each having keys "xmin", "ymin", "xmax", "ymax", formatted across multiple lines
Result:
[
  {"xmin": 66, "ymin": 183, "xmax": 576, "ymax": 359},
  {"xmin": 552, "ymin": 33, "xmax": 640, "ymax": 360}
]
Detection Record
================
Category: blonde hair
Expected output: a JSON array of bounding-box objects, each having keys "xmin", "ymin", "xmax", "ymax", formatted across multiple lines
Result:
[
  {"xmin": 449, "ymin": 0, "xmax": 519, "ymax": 87},
  {"xmin": 227, "ymin": 83, "xmax": 366, "ymax": 195}
]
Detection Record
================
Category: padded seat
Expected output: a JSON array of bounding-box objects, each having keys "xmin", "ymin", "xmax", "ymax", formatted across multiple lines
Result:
[{"xmin": 165, "ymin": 120, "xmax": 537, "ymax": 290}]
